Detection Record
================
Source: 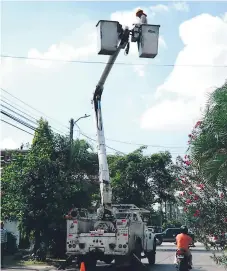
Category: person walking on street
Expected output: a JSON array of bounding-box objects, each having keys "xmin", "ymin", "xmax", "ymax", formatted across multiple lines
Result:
[{"xmin": 1, "ymin": 221, "xmax": 7, "ymax": 268}]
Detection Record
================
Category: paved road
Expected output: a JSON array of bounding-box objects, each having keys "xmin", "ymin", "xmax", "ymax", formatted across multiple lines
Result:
[{"xmin": 4, "ymin": 243, "xmax": 226, "ymax": 271}]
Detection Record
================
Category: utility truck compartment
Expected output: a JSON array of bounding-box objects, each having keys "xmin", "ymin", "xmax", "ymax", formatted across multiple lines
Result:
[
  {"xmin": 138, "ymin": 24, "xmax": 160, "ymax": 58},
  {"xmin": 96, "ymin": 20, "xmax": 120, "ymax": 55}
]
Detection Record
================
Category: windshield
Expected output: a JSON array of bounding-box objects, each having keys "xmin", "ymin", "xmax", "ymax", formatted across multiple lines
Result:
[{"xmin": 115, "ymin": 213, "xmax": 130, "ymax": 219}]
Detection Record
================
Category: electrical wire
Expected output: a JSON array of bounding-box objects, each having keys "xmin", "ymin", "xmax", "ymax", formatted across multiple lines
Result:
[
  {"xmin": 80, "ymin": 131, "xmax": 126, "ymax": 155},
  {"xmin": 1, "ymin": 108, "xmax": 125, "ymax": 155},
  {"xmin": 1, "ymin": 54, "xmax": 227, "ymax": 68},
  {"xmin": 2, "ymin": 95, "xmax": 43, "ymax": 120},
  {"xmin": 1, "ymin": 119, "xmax": 33, "ymax": 135},
  {"xmin": 1, "ymin": 110, "xmax": 36, "ymax": 131},
  {"xmin": 1, "ymin": 88, "xmax": 186, "ymax": 154},
  {"xmin": 1, "ymin": 94, "xmax": 68, "ymax": 135},
  {"xmin": 85, "ymin": 134, "xmax": 186, "ymax": 149},
  {"xmin": 1, "ymin": 88, "xmax": 69, "ymax": 130},
  {"xmin": 1, "ymin": 98, "xmax": 38, "ymax": 122},
  {"xmin": 1, "ymin": 99, "xmax": 67, "ymax": 136},
  {"xmin": 1, "ymin": 104, "xmax": 37, "ymax": 125}
]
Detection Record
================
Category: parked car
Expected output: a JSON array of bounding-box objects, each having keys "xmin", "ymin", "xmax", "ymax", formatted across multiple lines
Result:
[
  {"xmin": 147, "ymin": 226, "xmax": 162, "ymax": 233},
  {"xmin": 155, "ymin": 228, "xmax": 195, "ymax": 246},
  {"xmin": 208, "ymin": 233, "xmax": 227, "ymax": 249}
]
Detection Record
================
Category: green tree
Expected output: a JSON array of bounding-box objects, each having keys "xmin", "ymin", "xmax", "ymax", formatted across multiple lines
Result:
[
  {"xmin": 175, "ymin": 82, "xmax": 227, "ymax": 267},
  {"xmin": 190, "ymin": 81, "xmax": 227, "ymax": 187},
  {"xmin": 1, "ymin": 119, "xmax": 98, "ymax": 255},
  {"xmin": 108, "ymin": 147, "xmax": 176, "ymax": 211}
]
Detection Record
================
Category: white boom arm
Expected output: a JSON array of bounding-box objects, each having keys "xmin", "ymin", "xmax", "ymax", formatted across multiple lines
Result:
[{"xmin": 93, "ymin": 28, "xmax": 130, "ymax": 219}]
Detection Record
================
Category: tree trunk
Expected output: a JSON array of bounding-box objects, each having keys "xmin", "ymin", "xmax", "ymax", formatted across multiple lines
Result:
[
  {"xmin": 34, "ymin": 230, "xmax": 41, "ymax": 254},
  {"xmin": 169, "ymin": 203, "xmax": 172, "ymax": 220},
  {"xmin": 164, "ymin": 200, "xmax": 167, "ymax": 222}
]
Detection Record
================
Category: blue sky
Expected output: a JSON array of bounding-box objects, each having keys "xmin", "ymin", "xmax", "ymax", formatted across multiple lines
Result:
[{"xmin": 1, "ymin": 1, "xmax": 227, "ymax": 159}]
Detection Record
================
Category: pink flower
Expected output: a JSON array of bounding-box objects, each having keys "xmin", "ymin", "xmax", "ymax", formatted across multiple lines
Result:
[
  {"xmin": 186, "ymin": 199, "xmax": 192, "ymax": 204},
  {"xmin": 194, "ymin": 195, "xmax": 199, "ymax": 200},
  {"xmin": 220, "ymin": 193, "xmax": 224, "ymax": 199},
  {"xmin": 197, "ymin": 184, "xmax": 205, "ymax": 190},
  {"xmin": 189, "ymin": 191, "xmax": 193, "ymax": 195},
  {"xmin": 184, "ymin": 207, "xmax": 188, "ymax": 212},
  {"xmin": 195, "ymin": 121, "xmax": 202, "ymax": 128},
  {"xmin": 193, "ymin": 210, "xmax": 200, "ymax": 217},
  {"xmin": 188, "ymin": 134, "xmax": 192, "ymax": 137}
]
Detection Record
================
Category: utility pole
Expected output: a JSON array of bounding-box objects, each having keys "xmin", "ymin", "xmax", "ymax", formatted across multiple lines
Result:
[
  {"xmin": 69, "ymin": 118, "xmax": 74, "ymax": 148},
  {"xmin": 69, "ymin": 114, "xmax": 91, "ymax": 164}
]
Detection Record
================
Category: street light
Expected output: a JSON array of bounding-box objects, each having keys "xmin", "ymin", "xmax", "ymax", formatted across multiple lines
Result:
[
  {"xmin": 74, "ymin": 114, "xmax": 91, "ymax": 126},
  {"xmin": 69, "ymin": 114, "xmax": 91, "ymax": 142}
]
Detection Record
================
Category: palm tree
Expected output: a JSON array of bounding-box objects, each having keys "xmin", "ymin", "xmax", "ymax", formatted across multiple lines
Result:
[{"xmin": 190, "ymin": 81, "xmax": 227, "ymax": 187}]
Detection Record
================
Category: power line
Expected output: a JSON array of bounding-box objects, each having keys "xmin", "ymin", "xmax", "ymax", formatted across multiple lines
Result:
[
  {"xmin": 1, "ymin": 119, "xmax": 33, "ymax": 135},
  {"xmin": 80, "ymin": 132, "xmax": 126, "ymax": 155},
  {"xmin": 1, "ymin": 104, "xmax": 37, "ymax": 125},
  {"xmin": 94, "ymin": 136, "xmax": 186, "ymax": 149},
  {"xmin": 1, "ymin": 110, "xmax": 36, "ymax": 131},
  {"xmin": 1, "ymin": 91, "xmax": 68, "ymax": 135},
  {"xmin": 1, "ymin": 88, "xmax": 69, "ymax": 130},
  {"xmin": 1, "ymin": 54, "xmax": 227, "ymax": 68},
  {"xmin": 1, "ymin": 98, "xmax": 38, "ymax": 122},
  {"xmin": 1, "ymin": 106, "xmax": 124, "ymax": 155},
  {"xmin": 1, "ymin": 88, "xmax": 186, "ymax": 153}
]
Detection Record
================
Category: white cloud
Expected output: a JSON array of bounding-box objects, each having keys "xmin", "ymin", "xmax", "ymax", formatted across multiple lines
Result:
[
  {"xmin": 150, "ymin": 4, "xmax": 169, "ymax": 13},
  {"xmin": 159, "ymin": 35, "xmax": 167, "ymax": 49},
  {"xmin": 111, "ymin": 4, "xmax": 169, "ymax": 29},
  {"xmin": 0, "ymin": 138, "xmax": 18, "ymax": 149},
  {"xmin": 141, "ymin": 13, "xmax": 227, "ymax": 131},
  {"xmin": 26, "ymin": 22, "xmax": 97, "ymax": 69},
  {"xmin": 141, "ymin": 99, "xmax": 203, "ymax": 131},
  {"xmin": 172, "ymin": 2, "xmax": 190, "ymax": 12},
  {"xmin": 222, "ymin": 12, "xmax": 227, "ymax": 22},
  {"xmin": 110, "ymin": 7, "xmax": 149, "ymax": 29},
  {"xmin": 0, "ymin": 58, "xmax": 14, "ymax": 86},
  {"xmin": 27, "ymin": 42, "xmax": 96, "ymax": 69},
  {"xmin": 24, "ymin": 7, "xmax": 166, "ymax": 78}
]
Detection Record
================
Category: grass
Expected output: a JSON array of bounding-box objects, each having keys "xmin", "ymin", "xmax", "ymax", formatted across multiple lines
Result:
[
  {"xmin": 20, "ymin": 260, "xmax": 49, "ymax": 266},
  {"xmin": 4, "ymin": 255, "xmax": 51, "ymax": 268}
]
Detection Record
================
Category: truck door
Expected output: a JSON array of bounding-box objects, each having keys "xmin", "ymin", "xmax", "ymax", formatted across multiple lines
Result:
[{"xmin": 144, "ymin": 228, "xmax": 154, "ymax": 251}]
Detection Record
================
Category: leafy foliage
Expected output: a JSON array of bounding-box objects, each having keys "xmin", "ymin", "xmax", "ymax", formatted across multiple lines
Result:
[
  {"xmin": 1, "ymin": 119, "xmax": 99, "ymax": 254},
  {"xmin": 176, "ymin": 81, "xmax": 227, "ymax": 267},
  {"xmin": 109, "ymin": 146, "xmax": 176, "ymax": 209}
]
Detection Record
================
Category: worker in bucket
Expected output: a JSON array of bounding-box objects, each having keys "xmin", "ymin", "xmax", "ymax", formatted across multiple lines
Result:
[{"xmin": 136, "ymin": 9, "xmax": 148, "ymax": 24}]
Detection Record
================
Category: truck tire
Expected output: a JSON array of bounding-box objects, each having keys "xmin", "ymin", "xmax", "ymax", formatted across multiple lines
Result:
[
  {"xmin": 147, "ymin": 243, "xmax": 156, "ymax": 265},
  {"xmin": 130, "ymin": 238, "xmax": 142, "ymax": 270},
  {"xmin": 104, "ymin": 256, "xmax": 113, "ymax": 264},
  {"xmin": 156, "ymin": 237, "xmax": 162, "ymax": 246}
]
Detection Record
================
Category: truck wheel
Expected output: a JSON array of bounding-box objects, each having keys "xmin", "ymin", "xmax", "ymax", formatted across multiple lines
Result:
[
  {"xmin": 104, "ymin": 256, "xmax": 113, "ymax": 264},
  {"xmin": 156, "ymin": 237, "xmax": 162, "ymax": 246},
  {"xmin": 147, "ymin": 244, "xmax": 156, "ymax": 265}
]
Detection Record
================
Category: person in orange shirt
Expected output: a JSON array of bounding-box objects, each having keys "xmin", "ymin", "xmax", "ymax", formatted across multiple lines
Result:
[{"xmin": 175, "ymin": 226, "xmax": 192, "ymax": 269}]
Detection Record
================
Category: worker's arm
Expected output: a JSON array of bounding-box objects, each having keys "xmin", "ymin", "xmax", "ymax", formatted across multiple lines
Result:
[{"xmin": 140, "ymin": 14, "xmax": 147, "ymax": 24}]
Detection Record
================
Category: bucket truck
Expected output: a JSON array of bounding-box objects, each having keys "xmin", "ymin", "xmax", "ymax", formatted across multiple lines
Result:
[{"xmin": 65, "ymin": 20, "xmax": 160, "ymax": 270}]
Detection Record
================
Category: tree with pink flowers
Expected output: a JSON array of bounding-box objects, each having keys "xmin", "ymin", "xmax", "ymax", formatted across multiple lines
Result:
[{"xmin": 176, "ymin": 82, "xmax": 227, "ymax": 267}]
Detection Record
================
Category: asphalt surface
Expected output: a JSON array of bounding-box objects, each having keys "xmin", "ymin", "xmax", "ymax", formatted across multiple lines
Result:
[{"xmin": 4, "ymin": 243, "xmax": 226, "ymax": 271}]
